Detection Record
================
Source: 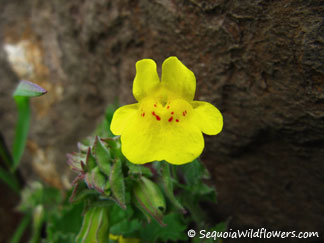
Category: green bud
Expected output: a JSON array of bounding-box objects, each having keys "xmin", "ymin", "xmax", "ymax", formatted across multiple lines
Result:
[
  {"xmin": 76, "ymin": 206, "xmax": 109, "ymax": 243},
  {"xmin": 133, "ymin": 177, "xmax": 166, "ymax": 226},
  {"xmin": 13, "ymin": 80, "xmax": 47, "ymax": 97}
]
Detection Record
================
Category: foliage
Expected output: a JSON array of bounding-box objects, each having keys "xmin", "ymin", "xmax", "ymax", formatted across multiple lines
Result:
[
  {"xmin": 61, "ymin": 104, "xmax": 224, "ymax": 242},
  {"xmin": 1, "ymin": 84, "xmax": 225, "ymax": 242}
]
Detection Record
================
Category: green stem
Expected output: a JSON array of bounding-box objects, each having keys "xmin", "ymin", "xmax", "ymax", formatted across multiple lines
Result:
[
  {"xmin": 9, "ymin": 213, "xmax": 31, "ymax": 243},
  {"xmin": 0, "ymin": 167, "xmax": 20, "ymax": 193},
  {"xmin": 12, "ymin": 97, "xmax": 30, "ymax": 172}
]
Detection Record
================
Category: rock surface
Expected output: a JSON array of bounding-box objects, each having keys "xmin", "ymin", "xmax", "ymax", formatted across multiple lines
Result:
[{"xmin": 1, "ymin": 0, "xmax": 323, "ymax": 240}]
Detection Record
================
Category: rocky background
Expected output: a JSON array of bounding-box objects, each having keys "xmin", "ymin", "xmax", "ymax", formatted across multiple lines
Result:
[{"xmin": 1, "ymin": 0, "xmax": 323, "ymax": 242}]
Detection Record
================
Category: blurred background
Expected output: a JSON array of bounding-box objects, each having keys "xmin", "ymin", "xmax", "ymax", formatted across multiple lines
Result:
[{"xmin": 0, "ymin": 0, "xmax": 323, "ymax": 242}]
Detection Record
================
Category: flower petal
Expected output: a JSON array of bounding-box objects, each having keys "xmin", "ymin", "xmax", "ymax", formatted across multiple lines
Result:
[
  {"xmin": 120, "ymin": 111, "xmax": 204, "ymax": 165},
  {"xmin": 192, "ymin": 101, "xmax": 223, "ymax": 135},
  {"xmin": 110, "ymin": 104, "xmax": 139, "ymax": 135},
  {"xmin": 161, "ymin": 57, "xmax": 196, "ymax": 101},
  {"xmin": 161, "ymin": 122, "xmax": 204, "ymax": 165},
  {"xmin": 133, "ymin": 59, "xmax": 160, "ymax": 101}
]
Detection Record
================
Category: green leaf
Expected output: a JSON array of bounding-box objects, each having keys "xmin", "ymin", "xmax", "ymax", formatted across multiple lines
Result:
[
  {"xmin": 76, "ymin": 206, "xmax": 109, "ymax": 243},
  {"xmin": 70, "ymin": 186, "xmax": 99, "ymax": 203},
  {"xmin": 13, "ymin": 80, "xmax": 47, "ymax": 97},
  {"xmin": 160, "ymin": 163, "xmax": 185, "ymax": 213},
  {"xmin": 9, "ymin": 213, "xmax": 31, "ymax": 243},
  {"xmin": 178, "ymin": 159, "xmax": 205, "ymax": 186},
  {"xmin": 127, "ymin": 161, "xmax": 153, "ymax": 178},
  {"xmin": 140, "ymin": 213, "xmax": 186, "ymax": 242},
  {"xmin": 93, "ymin": 136, "xmax": 112, "ymax": 176},
  {"xmin": 47, "ymin": 202, "xmax": 84, "ymax": 243},
  {"xmin": 91, "ymin": 167, "xmax": 108, "ymax": 193},
  {"xmin": 109, "ymin": 204, "xmax": 141, "ymax": 237},
  {"xmin": 0, "ymin": 132, "xmax": 13, "ymax": 169},
  {"xmin": 110, "ymin": 159, "xmax": 126, "ymax": 209},
  {"xmin": 0, "ymin": 167, "xmax": 20, "ymax": 193},
  {"xmin": 102, "ymin": 137, "xmax": 122, "ymax": 159},
  {"xmin": 94, "ymin": 119, "xmax": 110, "ymax": 138},
  {"xmin": 86, "ymin": 148, "xmax": 97, "ymax": 172}
]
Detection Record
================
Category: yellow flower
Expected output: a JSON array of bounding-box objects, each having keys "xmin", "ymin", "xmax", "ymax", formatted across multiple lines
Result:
[{"xmin": 110, "ymin": 57, "xmax": 223, "ymax": 165}]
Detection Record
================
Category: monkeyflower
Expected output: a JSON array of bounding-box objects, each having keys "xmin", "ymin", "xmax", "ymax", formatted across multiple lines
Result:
[{"xmin": 110, "ymin": 57, "xmax": 223, "ymax": 165}]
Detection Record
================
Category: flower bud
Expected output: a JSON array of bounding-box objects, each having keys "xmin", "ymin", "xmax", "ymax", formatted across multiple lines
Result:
[
  {"xmin": 133, "ymin": 177, "xmax": 166, "ymax": 226},
  {"xmin": 76, "ymin": 206, "xmax": 109, "ymax": 243}
]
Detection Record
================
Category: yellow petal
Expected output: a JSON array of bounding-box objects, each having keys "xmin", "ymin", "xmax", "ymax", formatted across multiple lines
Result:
[
  {"xmin": 161, "ymin": 56, "xmax": 196, "ymax": 101},
  {"xmin": 120, "ymin": 105, "xmax": 204, "ymax": 165},
  {"xmin": 110, "ymin": 104, "xmax": 138, "ymax": 135},
  {"xmin": 192, "ymin": 101, "xmax": 223, "ymax": 135},
  {"xmin": 133, "ymin": 59, "xmax": 160, "ymax": 101}
]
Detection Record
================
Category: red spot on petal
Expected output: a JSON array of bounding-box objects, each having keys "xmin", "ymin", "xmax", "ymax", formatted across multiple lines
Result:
[
  {"xmin": 168, "ymin": 117, "xmax": 173, "ymax": 122},
  {"xmin": 154, "ymin": 104, "xmax": 157, "ymax": 107},
  {"xmin": 182, "ymin": 111, "xmax": 186, "ymax": 116},
  {"xmin": 176, "ymin": 119, "xmax": 179, "ymax": 122},
  {"xmin": 171, "ymin": 112, "xmax": 174, "ymax": 115},
  {"xmin": 167, "ymin": 105, "xmax": 170, "ymax": 109},
  {"xmin": 152, "ymin": 111, "xmax": 161, "ymax": 121},
  {"xmin": 141, "ymin": 112, "xmax": 145, "ymax": 117}
]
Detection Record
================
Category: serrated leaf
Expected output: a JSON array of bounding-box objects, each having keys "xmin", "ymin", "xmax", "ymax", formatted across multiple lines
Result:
[
  {"xmin": 91, "ymin": 167, "xmax": 107, "ymax": 193},
  {"xmin": 86, "ymin": 148, "xmax": 97, "ymax": 171},
  {"xmin": 110, "ymin": 159, "xmax": 126, "ymax": 209},
  {"xmin": 140, "ymin": 213, "xmax": 186, "ymax": 242},
  {"xmin": 161, "ymin": 163, "xmax": 186, "ymax": 213},
  {"xmin": 127, "ymin": 162, "xmax": 153, "ymax": 178},
  {"xmin": 179, "ymin": 159, "xmax": 205, "ymax": 186},
  {"xmin": 108, "ymin": 203, "xmax": 141, "ymax": 237},
  {"xmin": 93, "ymin": 136, "xmax": 112, "ymax": 176},
  {"xmin": 102, "ymin": 137, "xmax": 122, "ymax": 159}
]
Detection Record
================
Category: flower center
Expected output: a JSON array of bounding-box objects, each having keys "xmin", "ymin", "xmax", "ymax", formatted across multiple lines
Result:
[{"xmin": 138, "ymin": 88, "xmax": 192, "ymax": 124}]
